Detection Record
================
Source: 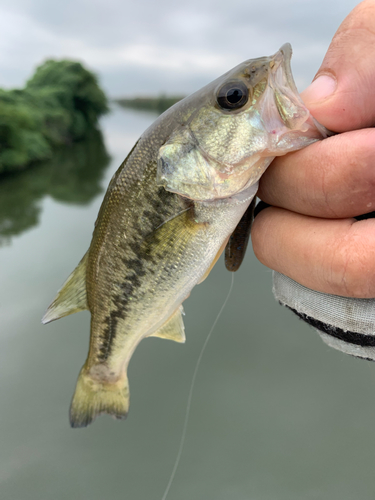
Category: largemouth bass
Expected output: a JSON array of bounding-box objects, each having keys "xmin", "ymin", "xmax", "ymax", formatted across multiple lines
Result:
[{"xmin": 43, "ymin": 44, "xmax": 328, "ymax": 428}]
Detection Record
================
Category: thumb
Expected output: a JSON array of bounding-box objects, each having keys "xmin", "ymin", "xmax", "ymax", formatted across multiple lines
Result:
[{"xmin": 301, "ymin": 0, "xmax": 375, "ymax": 132}]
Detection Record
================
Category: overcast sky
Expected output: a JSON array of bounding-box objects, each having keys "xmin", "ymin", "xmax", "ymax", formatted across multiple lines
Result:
[{"xmin": 0, "ymin": 0, "xmax": 360, "ymax": 97}]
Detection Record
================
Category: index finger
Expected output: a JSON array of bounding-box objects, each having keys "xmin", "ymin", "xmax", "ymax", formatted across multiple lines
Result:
[
  {"xmin": 251, "ymin": 206, "xmax": 375, "ymax": 298},
  {"xmin": 257, "ymin": 129, "xmax": 375, "ymax": 218}
]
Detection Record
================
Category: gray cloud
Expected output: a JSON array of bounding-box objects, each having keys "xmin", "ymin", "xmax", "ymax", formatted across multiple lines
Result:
[{"xmin": 0, "ymin": 0, "xmax": 360, "ymax": 96}]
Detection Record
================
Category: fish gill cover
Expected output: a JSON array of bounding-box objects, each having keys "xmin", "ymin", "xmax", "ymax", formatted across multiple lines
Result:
[{"xmin": 0, "ymin": 59, "xmax": 109, "ymax": 174}]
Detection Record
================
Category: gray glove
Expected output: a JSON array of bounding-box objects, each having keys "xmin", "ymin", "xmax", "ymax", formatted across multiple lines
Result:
[
  {"xmin": 273, "ymin": 271, "xmax": 375, "ymax": 361},
  {"xmin": 226, "ymin": 200, "xmax": 375, "ymax": 361},
  {"xmin": 266, "ymin": 205, "xmax": 375, "ymax": 361}
]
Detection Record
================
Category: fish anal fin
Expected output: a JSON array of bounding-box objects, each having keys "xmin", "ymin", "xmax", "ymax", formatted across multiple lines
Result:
[
  {"xmin": 42, "ymin": 252, "xmax": 89, "ymax": 324},
  {"xmin": 150, "ymin": 306, "xmax": 185, "ymax": 343}
]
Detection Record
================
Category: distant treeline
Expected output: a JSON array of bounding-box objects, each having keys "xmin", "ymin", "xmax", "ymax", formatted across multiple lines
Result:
[
  {"xmin": 115, "ymin": 95, "xmax": 185, "ymax": 114},
  {"xmin": 0, "ymin": 60, "xmax": 109, "ymax": 174}
]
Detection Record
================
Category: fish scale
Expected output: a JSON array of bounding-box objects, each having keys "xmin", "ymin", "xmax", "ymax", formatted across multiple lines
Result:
[{"xmin": 42, "ymin": 44, "xmax": 329, "ymax": 427}]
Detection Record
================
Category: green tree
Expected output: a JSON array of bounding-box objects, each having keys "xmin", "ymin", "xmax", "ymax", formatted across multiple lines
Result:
[{"xmin": 0, "ymin": 60, "xmax": 109, "ymax": 174}]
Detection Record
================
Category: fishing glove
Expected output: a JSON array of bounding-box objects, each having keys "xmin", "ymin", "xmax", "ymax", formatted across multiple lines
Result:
[
  {"xmin": 256, "ymin": 202, "xmax": 375, "ymax": 361},
  {"xmin": 273, "ymin": 271, "xmax": 375, "ymax": 361}
]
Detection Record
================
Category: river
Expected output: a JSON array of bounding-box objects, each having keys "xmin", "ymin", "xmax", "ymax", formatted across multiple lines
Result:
[{"xmin": 1, "ymin": 105, "xmax": 375, "ymax": 500}]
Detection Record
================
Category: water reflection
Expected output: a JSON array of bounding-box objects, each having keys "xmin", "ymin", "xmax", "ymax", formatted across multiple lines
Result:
[
  {"xmin": 0, "ymin": 129, "xmax": 110, "ymax": 244},
  {"xmin": 2, "ymin": 102, "xmax": 375, "ymax": 500}
]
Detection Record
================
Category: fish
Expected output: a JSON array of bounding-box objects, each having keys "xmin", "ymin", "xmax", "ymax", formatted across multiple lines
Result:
[{"xmin": 42, "ymin": 44, "xmax": 329, "ymax": 428}]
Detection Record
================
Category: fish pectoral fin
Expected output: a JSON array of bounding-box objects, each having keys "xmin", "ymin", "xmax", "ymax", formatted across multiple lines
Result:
[
  {"xmin": 42, "ymin": 252, "xmax": 89, "ymax": 324},
  {"xmin": 149, "ymin": 306, "xmax": 186, "ymax": 343}
]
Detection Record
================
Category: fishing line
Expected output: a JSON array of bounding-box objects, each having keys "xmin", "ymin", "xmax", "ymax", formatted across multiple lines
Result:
[{"xmin": 161, "ymin": 272, "xmax": 235, "ymax": 500}]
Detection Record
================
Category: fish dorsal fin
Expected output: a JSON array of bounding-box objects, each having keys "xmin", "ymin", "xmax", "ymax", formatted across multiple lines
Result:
[
  {"xmin": 225, "ymin": 197, "xmax": 256, "ymax": 272},
  {"xmin": 149, "ymin": 306, "xmax": 186, "ymax": 343},
  {"xmin": 42, "ymin": 252, "xmax": 89, "ymax": 324}
]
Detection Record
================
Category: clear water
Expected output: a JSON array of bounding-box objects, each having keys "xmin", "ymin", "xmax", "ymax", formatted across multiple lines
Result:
[{"xmin": 1, "ymin": 106, "xmax": 375, "ymax": 500}]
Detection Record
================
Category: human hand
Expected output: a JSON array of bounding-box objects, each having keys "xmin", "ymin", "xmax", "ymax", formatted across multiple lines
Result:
[{"xmin": 251, "ymin": 0, "xmax": 375, "ymax": 299}]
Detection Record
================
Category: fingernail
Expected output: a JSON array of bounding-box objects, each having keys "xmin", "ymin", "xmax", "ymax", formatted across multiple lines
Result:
[{"xmin": 301, "ymin": 74, "xmax": 337, "ymax": 103}]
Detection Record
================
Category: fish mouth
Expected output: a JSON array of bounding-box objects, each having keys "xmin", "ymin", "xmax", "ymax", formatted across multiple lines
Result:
[{"xmin": 269, "ymin": 43, "xmax": 300, "ymax": 96}]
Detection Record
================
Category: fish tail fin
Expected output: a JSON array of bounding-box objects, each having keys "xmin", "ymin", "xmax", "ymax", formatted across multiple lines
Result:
[
  {"xmin": 42, "ymin": 252, "xmax": 89, "ymax": 324},
  {"xmin": 69, "ymin": 366, "xmax": 129, "ymax": 428}
]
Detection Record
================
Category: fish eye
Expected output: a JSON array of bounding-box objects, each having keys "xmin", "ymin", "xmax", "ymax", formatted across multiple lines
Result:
[{"xmin": 216, "ymin": 81, "xmax": 249, "ymax": 111}]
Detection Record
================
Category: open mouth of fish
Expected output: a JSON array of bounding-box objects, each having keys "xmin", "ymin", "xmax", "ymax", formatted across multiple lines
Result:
[{"xmin": 271, "ymin": 43, "xmax": 300, "ymax": 96}]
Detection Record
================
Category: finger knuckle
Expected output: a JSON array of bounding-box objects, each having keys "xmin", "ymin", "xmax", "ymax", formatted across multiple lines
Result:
[{"xmin": 327, "ymin": 225, "xmax": 375, "ymax": 297}]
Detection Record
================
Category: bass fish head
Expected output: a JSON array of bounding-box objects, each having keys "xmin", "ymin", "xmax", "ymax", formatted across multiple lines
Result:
[{"xmin": 157, "ymin": 43, "xmax": 329, "ymax": 201}]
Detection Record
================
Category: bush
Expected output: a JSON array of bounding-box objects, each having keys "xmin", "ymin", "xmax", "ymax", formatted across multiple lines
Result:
[{"xmin": 0, "ymin": 60, "xmax": 108, "ymax": 174}]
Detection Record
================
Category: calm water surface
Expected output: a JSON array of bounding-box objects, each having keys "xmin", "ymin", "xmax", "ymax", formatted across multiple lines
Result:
[{"xmin": 1, "ymin": 106, "xmax": 375, "ymax": 500}]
